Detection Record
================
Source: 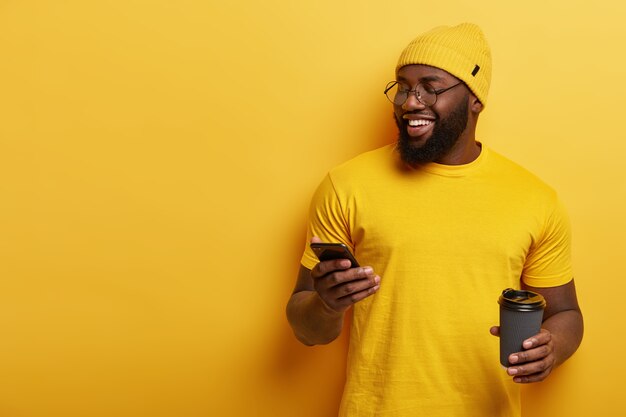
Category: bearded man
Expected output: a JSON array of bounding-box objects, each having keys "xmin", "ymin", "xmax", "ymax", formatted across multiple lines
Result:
[{"xmin": 286, "ymin": 23, "xmax": 583, "ymax": 417}]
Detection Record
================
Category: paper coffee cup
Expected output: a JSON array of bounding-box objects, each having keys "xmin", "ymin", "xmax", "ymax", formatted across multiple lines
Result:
[{"xmin": 498, "ymin": 288, "xmax": 546, "ymax": 367}]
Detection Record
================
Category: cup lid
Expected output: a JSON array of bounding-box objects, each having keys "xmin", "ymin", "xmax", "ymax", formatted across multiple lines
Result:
[{"xmin": 498, "ymin": 288, "xmax": 546, "ymax": 311}]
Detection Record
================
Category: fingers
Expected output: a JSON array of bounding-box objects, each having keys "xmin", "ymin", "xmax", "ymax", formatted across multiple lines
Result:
[
  {"xmin": 506, "ymin": 329, "xmax": 555, "ymax": 383},
  {"xmin": 508, "ymin": 366, "xmax": 553, "ymax": 384},
  {"xmin": 508, "ymin": 329, "xmax": 552, "ymax": 365},
  {"xmin": 521, "ymin": 329, "xmax": 551, "ymax": 350},
  {"xmin": 335, "ymin": 276, "xmax": 381, "ymax": 305},
  {"xmin": 507, "ymin": 354, "xmax": 554, "ymax": 383},
  {"xmin": 308, "ymin": 237, "xmax": 381, "ymax": 311},
  {"xmin": 312, "ymin": 263, "xmax": 381, "ymax": 312},
  {"xmin": 312, "ymin": 258, "xmax": 352, "ymax": 279},
  {"xmin": 489, "ymin": 326, "xmax": 500, "ymax": 337},
  {"xmin": 317, "ymin": 265, "xmax": 378, "ymax": 292},
  {"xmin": 320, "ymin": 275, "xmax": 381, "ymax": 312}
]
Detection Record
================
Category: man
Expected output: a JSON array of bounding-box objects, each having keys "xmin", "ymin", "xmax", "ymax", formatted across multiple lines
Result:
[{"xmin": 286, "ymin": 23, "xmax": 583, "ymax": 417}]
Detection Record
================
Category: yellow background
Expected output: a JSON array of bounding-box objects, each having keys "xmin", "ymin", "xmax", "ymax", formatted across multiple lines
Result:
[{"xmin": 0, "ymin": 1, "xmax": 623, "ymax": 416}]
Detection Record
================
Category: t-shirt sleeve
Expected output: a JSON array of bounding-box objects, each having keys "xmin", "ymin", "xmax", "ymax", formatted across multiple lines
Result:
[
  {"xmin": 522, "ymin": 195, "xmax": 573, "ymax": 287},
  {"xmin": 300, "ymin": 173, "xmax": 354, "ymax": 270}
]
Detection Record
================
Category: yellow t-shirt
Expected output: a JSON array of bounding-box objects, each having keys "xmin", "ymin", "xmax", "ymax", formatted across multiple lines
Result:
[{"xmin": 301, "ymin": 144, "xmax": 573, "ymax": 417}]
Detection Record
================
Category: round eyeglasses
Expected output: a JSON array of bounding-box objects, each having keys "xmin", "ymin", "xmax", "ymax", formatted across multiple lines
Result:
[{"xmin": 384, "ymin": 80, "xmax": 463, "ymax": 106}]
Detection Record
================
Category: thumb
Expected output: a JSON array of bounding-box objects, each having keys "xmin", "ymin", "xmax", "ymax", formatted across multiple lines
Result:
[{"xmin": 311, "ymin": 236, "xmax": 323, "ymax": 244}]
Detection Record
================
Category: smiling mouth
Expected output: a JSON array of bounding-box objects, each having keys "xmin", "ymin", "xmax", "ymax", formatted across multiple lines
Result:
[
  {"xmin": 407, "ymin": 119, "xmax": 433, "ymax": 127},
  {"xmin": 403, "ymin": 117, "xmax": 435, "ymax": 139}
]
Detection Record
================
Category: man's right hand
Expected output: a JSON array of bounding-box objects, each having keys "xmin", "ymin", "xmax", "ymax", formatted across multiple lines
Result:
[
  {"xmin": 286, "ymin": 237, "xmax": 381, "ymax": 345},
  {"xmin": 310, "ymin": 238, "xmax": 381, "ymax": 313}
]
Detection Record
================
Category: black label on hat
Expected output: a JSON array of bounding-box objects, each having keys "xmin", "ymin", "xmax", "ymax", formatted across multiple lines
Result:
[{"xmin": 472, "ymin": 65, "xmax": 480, "ymax": 76}]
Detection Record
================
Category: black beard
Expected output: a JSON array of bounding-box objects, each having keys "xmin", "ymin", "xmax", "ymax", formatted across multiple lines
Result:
[{"xmin": 395, "ymin": 97, "xmax": 469, "ymax": 165}]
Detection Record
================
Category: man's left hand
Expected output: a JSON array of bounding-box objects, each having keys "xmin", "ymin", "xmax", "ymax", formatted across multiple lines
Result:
[{"xmin": 490, "ymin": 326, "xmax": 556, "ymax": 383}]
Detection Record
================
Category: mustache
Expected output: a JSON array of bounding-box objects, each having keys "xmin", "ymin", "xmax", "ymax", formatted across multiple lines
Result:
[{"xmin": 402, "ymin": 110, "xmax": 437, "ymax": 117}]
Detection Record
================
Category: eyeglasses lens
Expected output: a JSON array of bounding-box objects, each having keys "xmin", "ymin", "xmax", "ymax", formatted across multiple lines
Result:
[{"xmin": 385, "ymin": 82, "xmax": 436, "ymax": 106}]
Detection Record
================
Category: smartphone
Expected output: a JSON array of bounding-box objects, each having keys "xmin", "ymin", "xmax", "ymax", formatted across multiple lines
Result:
[{"xmin": 310, "ymin": 242, "xmax": 360, "ymax": 268}]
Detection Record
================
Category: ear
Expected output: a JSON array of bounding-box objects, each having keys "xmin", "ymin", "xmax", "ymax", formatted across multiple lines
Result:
[{"xmin": 470, "ymin": 94, "xmax": 484, "ymax": 114}]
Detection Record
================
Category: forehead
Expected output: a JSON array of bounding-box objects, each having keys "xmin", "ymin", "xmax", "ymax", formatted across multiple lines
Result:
[{"xmin": 396, "ymin": 64, "xmax": 458, "ymax": 84}]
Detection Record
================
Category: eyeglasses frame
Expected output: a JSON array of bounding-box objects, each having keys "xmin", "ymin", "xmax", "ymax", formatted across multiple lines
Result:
[{"xmin": 384, "ymin": 80, "xmax": 463, "ymax": 106}]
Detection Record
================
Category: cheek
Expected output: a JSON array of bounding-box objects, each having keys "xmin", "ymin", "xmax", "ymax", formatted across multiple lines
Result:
[{"xmin": 430, "ymin": 100, "xmax": 448, "ymax": 114}]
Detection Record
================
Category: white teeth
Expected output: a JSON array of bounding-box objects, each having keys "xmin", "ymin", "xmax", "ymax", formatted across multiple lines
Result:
[{"xmin": 407, "ymin": 119, "xmax": 432, "ymax": 127}]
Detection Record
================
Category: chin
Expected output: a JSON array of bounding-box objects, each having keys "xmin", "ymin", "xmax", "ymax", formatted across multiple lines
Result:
[{"xmin": 394, "ymin": 100, "xmax": 469, "ymax": 165}]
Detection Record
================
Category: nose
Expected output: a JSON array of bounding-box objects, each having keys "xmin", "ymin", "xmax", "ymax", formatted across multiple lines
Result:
[{"xmin": 402, "ymin": 90, "xmax": 426, "ymax": 111}]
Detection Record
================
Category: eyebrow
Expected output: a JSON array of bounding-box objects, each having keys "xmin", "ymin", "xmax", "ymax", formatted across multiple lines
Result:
[
  {"xmin": 419, "ymin": 75, "xmax": 443, "ymax": 83},
  {"xmin": 397, "ymin": 74, "xmax": 444, "ymax": 83}
]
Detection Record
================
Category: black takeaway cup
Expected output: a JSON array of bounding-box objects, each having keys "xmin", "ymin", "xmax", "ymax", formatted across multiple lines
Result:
[{"xmin": 498, "ymin": 288, "xmax": 546, "ymax": 367}]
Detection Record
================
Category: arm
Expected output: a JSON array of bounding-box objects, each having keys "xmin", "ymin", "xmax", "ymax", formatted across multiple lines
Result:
[
  {"xmin": 286, "ymin": 238, "xmax": 381, "ymax": 346},
  {"xmin": 285, "ymin": 265, "xmax": 346, "ymax": 346},
  {"xmin": 491, "ymin": 279, "xmax": 584, "ymax": 383}
]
